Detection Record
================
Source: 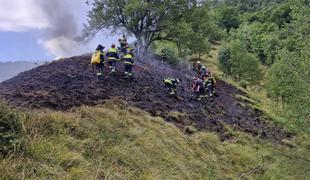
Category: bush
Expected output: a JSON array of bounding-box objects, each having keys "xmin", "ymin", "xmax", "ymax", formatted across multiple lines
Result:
[
  {"xmin": 218, "ymin": 47, "xmax": 232, "ymax": 76},
  {"xmin": 162, "ymin": 47, "xmax": 179, "ymax": 65},
  {"xmin": 239, "ymin": 80, "xmax": 249, "ymax": 89},
  {"xmin": 218, "ymin": 41, "xmax": 262, "ymax": 84},
  {"xmin": 231, "ymin": 52, "xmax": 262, "ymax": 83},
  {"xmin": 187, "ymin": 37, "xmax": 212, "ymax": 59},
  {"xmin": 0, "ymin": 104, "xmax": 23, "ymax": 157}
]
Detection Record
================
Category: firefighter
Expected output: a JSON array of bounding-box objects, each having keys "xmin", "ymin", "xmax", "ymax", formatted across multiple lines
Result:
[
  {"xmin": 163, "ymin": 77, "xmax": 180, "ymax": 95},
  {"xmin": 106, "ymin": 44, "xmax": 119, "ymax": 73},
  {"xmin": 90, "ymin": 44, "xmax": 105, "ymax": 78},
  {"xmin": 122, "ymin": 51, "xmax": 134, "ymax": 78},
  {"xmin": 191, "ymin": 76, "xmax": 205, "ymax": 101},
  {"xmin": 204, "ymin": 73, "xmax": 217, "ymax": 97}
]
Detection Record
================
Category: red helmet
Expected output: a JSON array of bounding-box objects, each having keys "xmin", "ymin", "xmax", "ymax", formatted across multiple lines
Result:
[{"xmin": 111, "ymin": 44, "xmax": 116, "ymax": 48}]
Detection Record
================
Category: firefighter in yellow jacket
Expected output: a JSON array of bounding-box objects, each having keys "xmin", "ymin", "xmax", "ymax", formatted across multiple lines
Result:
[
  {"xmin": 106, "ymin": 44, "xmax": 119, "ymax": 73},
  {"xmin": 122, "ymin": 50, "xmax": 134, "ymax": 78},
  {"xmin": 91, "ymin": 44, "xmax": 105, "ymax": 77}
]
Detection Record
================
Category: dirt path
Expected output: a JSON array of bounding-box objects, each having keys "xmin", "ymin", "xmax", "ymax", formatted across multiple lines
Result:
[{"xmin": 0, "ymin": 54, "xmax": 291, "ymax": 141}]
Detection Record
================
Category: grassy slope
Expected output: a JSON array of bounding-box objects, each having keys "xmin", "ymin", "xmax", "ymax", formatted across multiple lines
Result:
[{"xmin": 1, "ymin": 98, "xmax": 309, "ymax": 179}]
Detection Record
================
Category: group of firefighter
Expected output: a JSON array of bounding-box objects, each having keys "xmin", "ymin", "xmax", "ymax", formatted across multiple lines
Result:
[
  {"xmin": 91, "ymin": 35, "xmax": 216, "ymax": 101},
  {"xmin": 163, "ymin": 61, "xmax": 216, "ymax": 101},
  {"xmin": 90, "ymin": 35, "xmax": 134, "ymax": 79}
]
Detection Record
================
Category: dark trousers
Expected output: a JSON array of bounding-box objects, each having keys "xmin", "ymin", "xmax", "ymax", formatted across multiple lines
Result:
[
  {"xmin": 125, "ymin": 65, "xmax": 133, "ymax": 75},
  {"xmin": 108, "ymin": 59, "xmax": 116, "ymax": 71},
  {"xmin": 165, "ymin": 83, "xmax": 176, "ymax": 94},
  {"xmin": 206, "ymin": 83, "xmax": 215, "ymax": 95},
  {"xmin": 96, "ymin": 62, "xmax": 104, "ymax": 73}
]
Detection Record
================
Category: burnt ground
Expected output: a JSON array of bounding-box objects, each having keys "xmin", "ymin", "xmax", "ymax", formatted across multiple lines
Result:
[{"xmin": 0, "ymin": 54, "xmax": 291, "ymax": 141}]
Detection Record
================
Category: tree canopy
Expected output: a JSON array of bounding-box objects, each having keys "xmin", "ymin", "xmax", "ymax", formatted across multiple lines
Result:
[{"xmin": 83, "ymin": 0, "xmax": 214, "ymax": 54}]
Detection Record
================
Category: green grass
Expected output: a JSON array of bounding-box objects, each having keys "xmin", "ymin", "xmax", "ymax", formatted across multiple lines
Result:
[{"xmin": 1, "ymin": 99, "xmax": 310, "ymax": 179}]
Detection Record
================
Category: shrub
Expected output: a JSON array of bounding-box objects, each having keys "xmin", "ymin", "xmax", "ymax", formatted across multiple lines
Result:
[
  {"xmin": 219, "ymin": 41, "xmax": 262, "ymax": 84},
  {"xmin": 218, "ymin": 47, "xmax": 232, "ymax": 76},
  {"xmin": 0, "ymin": 104, "xmax": 23, "ymax": 157},
  {"xmin": 239, "ymin": 80, "xmax": 249, "ymax": 89},
  {"xmin": 162, "ymin": 47, "xmax": 179, "ymax": 65}
]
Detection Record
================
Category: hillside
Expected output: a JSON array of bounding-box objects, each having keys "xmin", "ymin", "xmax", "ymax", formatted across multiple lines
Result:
[
  {"xmin": 1, "ymin": 55, "xmax": 309, "ymax": 179},
  {"xmin": 0, "ymin": 55, "xmax": 290, "ymax": 141}
]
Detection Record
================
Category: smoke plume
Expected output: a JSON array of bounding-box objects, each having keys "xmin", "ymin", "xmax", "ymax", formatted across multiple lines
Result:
[{"xmin": 37, "ymin": 0, "xmax": 87, "ymax": 58}]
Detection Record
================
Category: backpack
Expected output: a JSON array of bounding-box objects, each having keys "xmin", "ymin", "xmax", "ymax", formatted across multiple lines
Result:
[{"xmin": 91, "ymin": 51, "xmax": 101, "ymax": 64}]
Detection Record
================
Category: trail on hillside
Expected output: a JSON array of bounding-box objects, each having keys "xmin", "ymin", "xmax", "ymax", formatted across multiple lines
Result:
[{"xmin": 0, "ymin": 55, "xmax": 291, "ymax": 141}]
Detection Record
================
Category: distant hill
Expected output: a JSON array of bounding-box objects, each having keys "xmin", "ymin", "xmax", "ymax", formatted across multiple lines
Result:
[{"xmin": 0, "ymin": 62, "xmax": 39, "ymax": 82}]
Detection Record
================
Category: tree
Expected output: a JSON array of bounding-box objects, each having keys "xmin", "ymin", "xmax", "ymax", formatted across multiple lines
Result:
[
  {"xmin": 83, "ymin": 0, "xmax": 198, "ymax": 55},
  {"xmin": 218, "ymin": 47, "xmax": 232, "ymax": 75},
  {"xmin": 267, "ymin": 51, "xmax": 310, "ymax": 132},
  {"xmin": 218, "ymin": 41, "xmax": 262, "ymax": 83},
  {"xmin": 216, "ymin": 6, "xmax": 241, "ymax": 33},
  {"xmin": 187, "ymin": 36, "xmax": 211, "ymax": 59}
]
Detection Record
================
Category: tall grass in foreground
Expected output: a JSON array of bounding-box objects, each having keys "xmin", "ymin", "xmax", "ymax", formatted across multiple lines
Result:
[{"xmin": 0, "ymin": 99, "xmax": 309, "ymax": 179}]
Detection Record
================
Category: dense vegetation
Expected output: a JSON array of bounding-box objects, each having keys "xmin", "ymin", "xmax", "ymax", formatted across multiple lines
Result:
[{"xmin": 214, "ymin": 0, "xmax": 310, "ymax": 134}]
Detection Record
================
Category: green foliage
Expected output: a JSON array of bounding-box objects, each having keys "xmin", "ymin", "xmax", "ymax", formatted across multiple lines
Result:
[
  {"xmin": 0, "ymin": 104, "xmax": 23, "ymax": 157},
  {"xmin": 216, "ymin": 5, "xmax": 241, "ymax": 33},
  {"xmin": 164, "ymin": 4, "xmax": 216, "ymax": 56},
  {"xmin": 218, "ymin": 47, "xmax": 232, "ymax": 75},
  {"xmin": 231, "ymin": 22, "xmax": 280, "ymax": 65},
  {"xmin": 267, "ymin": 51, "xmax": 310, "ymax": 133},
  {"xmin": 218, "ymin": 41, "xmax": 262, "ymax": 83},
  {"xmin": 269, "ymin": 3, "xmax": 292, "ymax": 28},
  {"xmin": 84, "ymin": 0, "xmax": 216, "ymax": 55},
  {"xmin": 162, "ymin": 47, "xmax": 178, "ymax": 65},
  {"xmin": 214, "ymin": 0, "xmax": 310, "ymax": 133},
  {"xmin": 239, "ymin": 80, "xmax": 249, "ymax": 89},
  {"xmin": 187, "ymin": 37, "xmax": 211, "ymax": 59}
]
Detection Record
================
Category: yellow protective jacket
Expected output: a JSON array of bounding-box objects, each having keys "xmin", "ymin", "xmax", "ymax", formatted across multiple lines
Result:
[
  {"xmin": 122, "ymin": 54, "xmax": 134, "ymax": 65},
  {"xmin": 106, "ymin": 48, "xmax": 119, "ymax": 60},
  {"xmin": 164, "ymin": 78, "xmax": 178, "ymax": 86},
  {"xmin": 91, "ymin": 50, "xmax": 105, "ymax": 64}
]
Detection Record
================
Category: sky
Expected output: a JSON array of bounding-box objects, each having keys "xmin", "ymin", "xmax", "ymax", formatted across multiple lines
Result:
[{"xmin": 0, "ymin": 0, "xmax": 124, "ymax": 62}]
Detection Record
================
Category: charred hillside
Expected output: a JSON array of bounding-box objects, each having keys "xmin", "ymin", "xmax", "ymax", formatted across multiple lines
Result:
[{"xmin": 0, "ymin": 55, "xmax": 291, "ymax": 141}]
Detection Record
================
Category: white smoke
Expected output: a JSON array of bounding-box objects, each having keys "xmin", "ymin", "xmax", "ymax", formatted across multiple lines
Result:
[
  {"xmin": 0, "ymin": 0, "xmax": 91, "ymax": 58},
  {"xmin": 37, "ymin": 0, "xmax": 86, "ymax": 58},
  {"xmin": 38, "ymin": 37, "xmax": 86, "ymax": 59}
]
